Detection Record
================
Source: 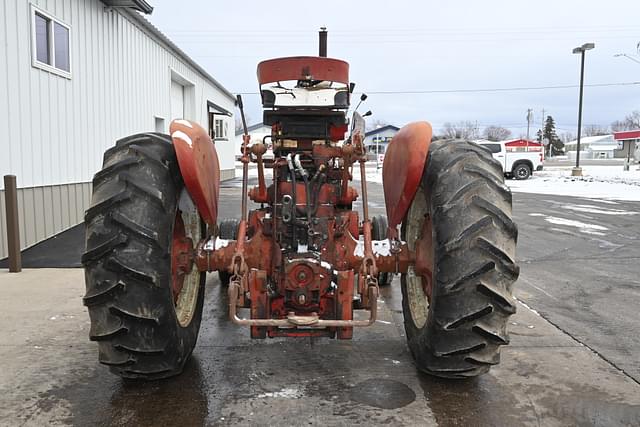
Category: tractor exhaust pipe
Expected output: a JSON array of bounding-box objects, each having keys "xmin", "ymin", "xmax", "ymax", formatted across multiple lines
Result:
[{"xmin": 319, "ymin": 27, "xmax": 327, "ymax": 57}]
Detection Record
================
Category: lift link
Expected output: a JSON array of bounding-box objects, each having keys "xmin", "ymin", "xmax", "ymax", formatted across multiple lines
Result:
[{"xmin": 228, "ymin": 278, "xmax": 380, "ymax": 328}]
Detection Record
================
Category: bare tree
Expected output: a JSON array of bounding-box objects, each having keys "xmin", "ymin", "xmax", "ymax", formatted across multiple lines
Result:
[
  {"xmin": 441, "ymin": 121, "xmax": 478, "ymax": 140},
  {"xmin": 483, "ymin": 125, "xmax": 512, "ymax": 141},
  {"xmin": 366, "ymin": 118, "xmax": 389, "ymax": 132},
  {"xmin": 582, "ymin": 124, "xmax": 609, "ymax": 136},
  {"xmin": 559, "ymin": 132, "xmax": 575, "ymax": 143},
  {"xmin": 611, "ymin": 111, "xmax": 640, "ymax": 131}
]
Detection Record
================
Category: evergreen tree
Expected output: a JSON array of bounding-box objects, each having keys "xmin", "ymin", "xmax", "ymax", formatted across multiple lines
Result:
[{"xmin": 543, "ymin": 115, "xmax": 564, "ymax": 156}]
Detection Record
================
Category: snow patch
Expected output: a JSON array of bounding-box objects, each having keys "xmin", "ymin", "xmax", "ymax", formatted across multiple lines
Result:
[
  {"xmin": 320, "ymin": 261, "xmax": 332, "ymax": 270},
  {"xmin": 560, "ymin": 204, "xmax": 638, "ymax": 216},
  {"xmin": 354, "ymin": 239, "xmax": 392, "ymax": 257},
  {"xmin": 508, "ymin": 165, "xmax": 640, "ymax": 201},
  {"xmin": 579, "ymin": 229, "xmax": 606, "ymax": 236},
  {"xmin": 214, "ymin": 238, "xmax": 231, "ymax": 250},
  {"xmin": 257, "ymin": 388, "xmax": 303, "ymax": 399},
  {"xmin": 542, "ymin": 216, "xmax": 608, "ymax": 231}
]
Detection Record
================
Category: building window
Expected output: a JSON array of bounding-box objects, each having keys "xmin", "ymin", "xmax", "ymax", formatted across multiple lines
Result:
[
  {"xmin": 31, "ymin": 5, "xmax": 71, "ymax": 77},
  {"xmin": 215, "ymin": 119, "xmax": 228, "ymax": 140}
]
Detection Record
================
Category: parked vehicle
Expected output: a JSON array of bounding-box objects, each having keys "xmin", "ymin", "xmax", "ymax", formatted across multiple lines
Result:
[{"xmin": 476, "ymin": 141, "xmax": 544, "ymax": 180}]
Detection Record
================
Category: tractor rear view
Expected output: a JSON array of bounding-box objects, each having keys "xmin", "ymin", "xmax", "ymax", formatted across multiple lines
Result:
[{"xmin": 82, "ymin": 29, "xmax": 518, "ymax": 380}]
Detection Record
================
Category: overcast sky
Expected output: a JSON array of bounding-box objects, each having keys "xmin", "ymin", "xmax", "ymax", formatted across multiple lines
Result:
[{"xmin": 147, "ymin": 0, "xmax": 640, "ymax": 138}]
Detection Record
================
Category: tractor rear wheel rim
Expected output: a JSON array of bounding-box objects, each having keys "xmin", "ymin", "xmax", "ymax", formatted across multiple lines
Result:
[
  {"xmin": 405, "ymin": 185, "xmax": 432, "ymax": 329},
  {"xmin": 171, "ymin": 189, "xmax": 202, "ymax": 327}
]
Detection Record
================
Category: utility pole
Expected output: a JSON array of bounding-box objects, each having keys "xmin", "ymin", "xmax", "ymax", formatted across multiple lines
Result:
[
  {"xmin": 526, "ymin": 109, "xmax": 533, "ymax": 150},
  {"xmin": 541, "ymin": 108, "xmax": 547, "ymax": 157}
]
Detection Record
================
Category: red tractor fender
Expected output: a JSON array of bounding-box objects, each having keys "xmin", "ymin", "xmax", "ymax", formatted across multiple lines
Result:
[
  {"xmin": 169, "ymin": 119, "xmax": 220, "ymax": 228},
  {"xmin": 382, "ymin": 121, "xmax": 433, "ymax": 237}
]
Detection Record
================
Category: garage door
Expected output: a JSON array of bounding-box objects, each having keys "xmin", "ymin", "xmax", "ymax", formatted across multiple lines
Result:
[{"xmin": 170, "ymin": 80, "xmax": 184, "ymax": 121}]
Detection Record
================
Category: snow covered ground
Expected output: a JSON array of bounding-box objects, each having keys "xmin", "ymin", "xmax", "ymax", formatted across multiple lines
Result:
[
  {"xmin": 507, "ymin": 165, "xmax": 640, "ymax": 201},
  {"xmin": 238, "ymin": 162, "xmax": 640, "ymax": 202},
  {"xmin": 353, "ymin": 164, "xmax": 640, "ymax": 202}
]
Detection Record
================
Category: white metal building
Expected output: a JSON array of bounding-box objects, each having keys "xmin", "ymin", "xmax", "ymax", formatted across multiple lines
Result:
[
  {"xmin": 235, "ymin": 123, "xmax": 272, "ymax": 159},
  {"xmin": 364, "ymin": 125, "xmax": 399, "ymax": 160},
  {"xmin": 565, "ymin": 135, "xmax": 621, "ymax": 160},
  {"xmin": 0, "ymin": 0, "xmax": 237, "ymax": 259}
]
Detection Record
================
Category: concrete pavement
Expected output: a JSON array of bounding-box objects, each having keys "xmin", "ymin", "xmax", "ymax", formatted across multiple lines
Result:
[{"xmin": 1, "ymin": 268, "xmax": 640, "ymax": 426}]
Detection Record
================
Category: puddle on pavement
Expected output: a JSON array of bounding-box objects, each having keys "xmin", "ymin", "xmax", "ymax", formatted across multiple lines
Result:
[
  {"xmin": 350, "ymin": 378, "xmax": 416, "ymax": 409},
  {"xmin": 41, "ymin": 356, "xmax": 210, "ymax": 426}
]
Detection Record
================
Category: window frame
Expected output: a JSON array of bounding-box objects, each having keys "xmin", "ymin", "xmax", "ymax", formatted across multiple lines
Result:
[
  {"xmin": 214, "ymin": 118, "xmax": 229, "ymax": 141},
  {"xmin": 30, "ymin": 4, "xmax": 72, "ymax": 79}
]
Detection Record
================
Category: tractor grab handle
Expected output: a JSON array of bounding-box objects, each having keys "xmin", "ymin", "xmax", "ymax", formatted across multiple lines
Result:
[{"xmin": 228, "ymin": 282, "xmax": 379, "ymax": 328}]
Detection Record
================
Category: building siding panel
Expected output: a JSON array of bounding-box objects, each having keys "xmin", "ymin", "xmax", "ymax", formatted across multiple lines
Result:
[
  {"xmin": 0, "ymin": 0, "xmax": 236, "ymax": 260},
  {"xmin": 0, "ymin": 182, "xmax": 92, "ymax": 258}
]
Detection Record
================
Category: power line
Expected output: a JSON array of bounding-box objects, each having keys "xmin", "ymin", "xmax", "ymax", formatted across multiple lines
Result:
[
  {"xmin": 234, "ymin": 81, "xmax": 640, "ymax": 95},
  {"xmin": 163, "ymin": 25, "xmax": 640, "ymax": 35}
]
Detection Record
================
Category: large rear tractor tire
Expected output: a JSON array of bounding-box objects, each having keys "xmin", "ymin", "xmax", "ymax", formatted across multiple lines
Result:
[
  {"xmin": 401, "ymin": 140, "xmax": 519, "ymax": 378},
  {"xmin": 82, "ymin": 133, "xmax": 206, "ymax": 380},
  {"xmin": 217, "ymin": 218, "xmax": 240, "ymax": 286}
]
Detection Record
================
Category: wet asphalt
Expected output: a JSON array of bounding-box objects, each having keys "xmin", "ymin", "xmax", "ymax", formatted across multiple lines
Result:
[{"xmin": 0, "ymin": 176, "xmax": 639, "ymax": 426}]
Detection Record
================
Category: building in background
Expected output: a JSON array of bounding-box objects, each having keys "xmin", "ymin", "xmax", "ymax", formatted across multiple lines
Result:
[
  {"xmin": 614, "ymin": 130, "xmax": 640, "ymax": 163},
  {"xmin": 0, "ymin": 0, "xmax": 236, "ymax": 259},
  {"xmin": 565, "ymin": 135, "xmax": 624, "ymax": 160},
  {"xmin": 235, "ymin": 123, "xmax": 272, "ymax": 159},
  {"xmin": 363, "ymin": 125, "xmax": 400, "ymax": 161}
]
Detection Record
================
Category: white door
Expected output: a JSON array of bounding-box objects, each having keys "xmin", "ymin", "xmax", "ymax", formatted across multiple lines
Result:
[{"xmin": 170, "ymin": 80, "xmax": 184, "ymax": 121}]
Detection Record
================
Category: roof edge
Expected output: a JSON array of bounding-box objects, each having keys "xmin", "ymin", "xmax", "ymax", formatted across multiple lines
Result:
[
  {"xmin": 121, "ymin": 9, "xmax": 236, "ymax": 103},
  {"xmin": 364, "ymin": 124, "xmax": 400, "ymax": 137},
  {"xmin": 101, "ymin": 0, "xmax": 153, "ymax": 14}
]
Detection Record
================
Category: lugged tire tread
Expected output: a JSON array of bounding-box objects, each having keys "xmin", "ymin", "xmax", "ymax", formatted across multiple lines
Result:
[
  {"xmin": 472, "ymin": 195, "xmax": 518, "ymax": 238},
  {"xmin": 93, "ymin": 157, "xmax": 140, "ymax": 185},
  {"xmin": 110, "ymin": 306, "xmax": 160, "ymax": 324},
  {"xmin": 89, "ymin": 323, "xmax": 127, "ymax": 341},
  {"xmin": 445, "ymin": 306, "xmax": 493, "ymax": 330},
  {"xmin": 83, "ymin": 133, "xmax": 205, "ymax": 380},
  {"xmin": 111, "ymin": 211, "xmax": 162, "ymax": 249},
  {"xmin": 104, "ymin": 256, "xmax": 157, "ymax": 285},
  {"xmin": 120, "ymin": 173, "xmax": 168, "ymax": 211},
  {"xmin": 477, "ymin": 282, "xmax": 517, "ymax": 314},
  {"xmin": 401, "ymin": 139, "xmax": 518, "ymax": 378},
  {"xmin": 81, "ymin": 233, "xmax": 128, "ymax": 265},
  {"xmin": 114, "ymin": 343, "xmax": 166, "ymax": 355},
  {"xmin": 83, "ymin": 280, "xmax": 125, "ymax": 306},
  {"xmin": 84, "ymin": 189, "xmax": 131, "ymax": 223}
]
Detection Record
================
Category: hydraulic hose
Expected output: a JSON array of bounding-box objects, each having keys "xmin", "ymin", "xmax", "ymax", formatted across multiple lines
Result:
[
  {"xmin": 286, "ymin": 154, "xmax": 298, "ymax": 245},
  {"xmin": 294, "ymin": 154, "xmax": 313, "ymax": 233}
]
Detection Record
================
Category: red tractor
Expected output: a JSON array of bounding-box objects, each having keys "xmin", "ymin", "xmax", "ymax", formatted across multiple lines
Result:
[{"xmin": 83, "ymin": 30, "xmax": 518, "ymax": 380}]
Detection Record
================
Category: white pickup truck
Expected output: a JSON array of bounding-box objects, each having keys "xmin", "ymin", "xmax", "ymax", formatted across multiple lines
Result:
[{"xmin": 475, "ymin": 141, "xmax": 544, "ymax": 180}]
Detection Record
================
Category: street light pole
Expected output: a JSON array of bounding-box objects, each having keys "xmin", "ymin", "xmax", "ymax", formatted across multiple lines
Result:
[{"xmin": 572, "ymin": 42, "xmax": 595, "ymax": 177}]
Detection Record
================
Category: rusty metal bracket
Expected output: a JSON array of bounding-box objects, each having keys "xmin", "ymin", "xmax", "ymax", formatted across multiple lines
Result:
[{"xmin": 228, "ymin": 282, "xmax": 379, "ymax": 328}]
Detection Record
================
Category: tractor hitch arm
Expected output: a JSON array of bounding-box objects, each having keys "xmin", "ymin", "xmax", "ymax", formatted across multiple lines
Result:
[{"xmin": 227, "ymin": 280, "xmax": 379, "ymax": 328}]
